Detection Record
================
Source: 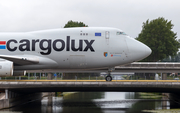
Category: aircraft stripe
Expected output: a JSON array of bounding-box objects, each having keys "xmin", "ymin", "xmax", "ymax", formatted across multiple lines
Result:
[
  {"xmin": 0, "ymin": 41, "xmax": 6, "ymax": 45},
  {"xmin": 0, "ymin": 45, "xmax": 6, "ymax": 49}
]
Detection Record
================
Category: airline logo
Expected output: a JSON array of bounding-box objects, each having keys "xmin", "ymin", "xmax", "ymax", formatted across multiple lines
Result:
[
  {"xmin": 1, "ymin": 36, "xmax": 95, "ymax": 55},
  {"xmin": 104, "ymin": 52, "xmax": 108, "ymax": 57},
  {"xmin": 0, "ymin": 41, "xmax": 6, "ymax": 49}
]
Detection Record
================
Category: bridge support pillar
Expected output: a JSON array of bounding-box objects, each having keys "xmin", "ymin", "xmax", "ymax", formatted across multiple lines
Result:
[
  {"xmin": 5, "ymin": 89, "xmax": 21, "ymax": 99},
  {"xmin": 5, "ymin": 89, "xmax": 8, "ymax": 99},
  {"xmin": 47, "ymin": 73, "xmax": 53, "ymax": 80},
  {"xmin": 47, "ymin": 96, "xmax": 53, "ymax": 112},
  {"xmin": 162, "ymin": 96, "xmax": 168, "ymax": 109},
  {"xmin": 162, "ymin": 73, "xmax": 167, "ymax": 80}
]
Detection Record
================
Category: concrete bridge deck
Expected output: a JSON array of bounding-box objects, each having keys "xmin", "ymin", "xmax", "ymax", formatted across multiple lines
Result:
[
  {"xmin": 1, "ymin": 80, "xmax": 180, "ymax": 93},
  {"xmin": 114, "ymin": 62, "xmax": 180, "ymax": 73}
]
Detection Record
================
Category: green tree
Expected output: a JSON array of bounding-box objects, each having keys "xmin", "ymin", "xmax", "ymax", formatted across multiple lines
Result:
[
  {"xmin": 136, "ymin": 17, "xmax": 179, "ymax": 62},
  {"xmin": 162, "ymin": 52, "xmax": 180, "ymax": 62},
  {"xmin": 64, "ymin": 20, "xmax": 88, "ymax": 28}
]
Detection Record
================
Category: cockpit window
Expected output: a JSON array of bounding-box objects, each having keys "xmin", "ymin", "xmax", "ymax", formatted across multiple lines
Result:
[{"xmin": 117, "ymin": 32, "xmax": 126, "ymax": 35}]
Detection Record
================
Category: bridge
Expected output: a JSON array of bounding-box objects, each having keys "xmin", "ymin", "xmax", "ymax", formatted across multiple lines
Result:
[
  {"xmin": 1, "ymin": 62, "xmax": 180, "ymax": 109},
  {"xmin": 0, "ymin": 79, "xmax": 180, "ymax": 109},
  {"xmin": 114, "ymin": 62, "xmax": 180, "ymax": 73},
  {"xmin": 1, "ymin": 80, "xmax": 180, "ymax": 94},
  {"xmin": 3, "ymin": 62, "xmax": 179, "ymax": 96}
]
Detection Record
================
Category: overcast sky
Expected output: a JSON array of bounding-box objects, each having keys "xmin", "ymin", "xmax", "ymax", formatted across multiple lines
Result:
[{"xmin": 0, "ymin": 0, "xmax": 179, "ymax": 38}]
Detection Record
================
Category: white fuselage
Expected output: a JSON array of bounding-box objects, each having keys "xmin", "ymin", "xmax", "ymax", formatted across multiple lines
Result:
[{"xmin": 0, "ymin": 27, "xmax": 151, "ymax": 71}]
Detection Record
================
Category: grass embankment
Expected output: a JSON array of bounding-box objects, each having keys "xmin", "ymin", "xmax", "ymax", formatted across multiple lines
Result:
[
  {"xmin": 143, "ymin": 109, "xmax": 180, "ymax": 113},
  {"xmin": 138, "ymin": 92, "xmax": 163, "ymax": 99}
]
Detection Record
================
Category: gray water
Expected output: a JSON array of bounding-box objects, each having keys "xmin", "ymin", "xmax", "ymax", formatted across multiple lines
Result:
[{"xmin": 1, "ymin": 92, "xmax": 170, "ymax": 113}]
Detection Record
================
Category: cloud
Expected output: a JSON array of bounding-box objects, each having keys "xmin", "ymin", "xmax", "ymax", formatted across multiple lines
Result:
[{"xmin": 0, "ymin": 0, "xmax": 179, "ymax": 38}]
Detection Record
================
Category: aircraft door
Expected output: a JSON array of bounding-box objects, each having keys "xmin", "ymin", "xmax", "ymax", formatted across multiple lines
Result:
[
  {"xmin": 105, "ymin": 31, "xmax": 109, "ymax": 39},
  {"xmin": 105, "ymin": 31, "xmax": 109, "ymax": 45}
]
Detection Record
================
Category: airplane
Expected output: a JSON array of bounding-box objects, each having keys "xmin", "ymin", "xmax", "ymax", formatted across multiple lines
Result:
[{"xmin": 0, "ymin": 27, "xmax": 151, "ymax": 81}]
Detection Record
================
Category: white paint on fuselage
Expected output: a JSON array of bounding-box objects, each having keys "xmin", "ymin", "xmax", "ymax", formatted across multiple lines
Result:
[{"xmin": 0, "ymin": 27, "xmax": 151, "ymax": 71}]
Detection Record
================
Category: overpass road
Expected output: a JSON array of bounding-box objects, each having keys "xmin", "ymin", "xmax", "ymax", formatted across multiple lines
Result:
[
  {"xmin": 114, "ymin": 62, "xmax": 180, "ymax": 73},
  {"xmin": 1, "ymin": 80, "xmax": 180, "ymax": 93}
]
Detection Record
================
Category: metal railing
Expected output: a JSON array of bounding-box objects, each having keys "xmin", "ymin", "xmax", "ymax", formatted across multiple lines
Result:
[
  {"xmin": 0, "ymin": 73, "xmax": 179, "ymax": 81},
  {"xmin": 118, "ymin": 62, "xmax": 180, "ymax": 69}
]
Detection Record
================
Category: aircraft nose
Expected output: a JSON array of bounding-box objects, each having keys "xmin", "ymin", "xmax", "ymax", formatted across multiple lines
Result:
[
  {"xmin": 126, "ymin": 37, "xmax": 152, "ymax": 61},
  {"xmin": 144, "ymin": 44, "xmax": 152, "ymax": 57}
]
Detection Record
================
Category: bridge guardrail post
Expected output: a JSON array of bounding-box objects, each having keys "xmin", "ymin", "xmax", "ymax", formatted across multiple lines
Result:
[
  {"xmin": 59, "ymin": 72, "xmax": 61, "ymax": 80},
  {"xmin": 34, "ymin": 73, "xmax": 36, "ymax": 80},
  {"xmin": 28, "ymin": 73, "xmax": 30, "ymax": 80}
]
